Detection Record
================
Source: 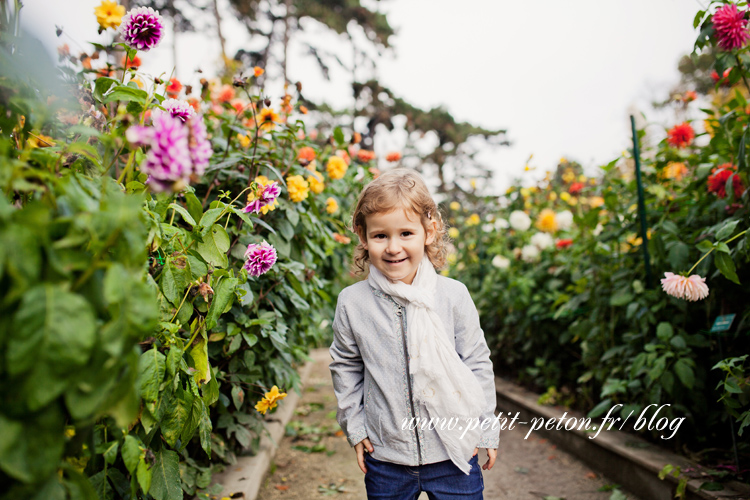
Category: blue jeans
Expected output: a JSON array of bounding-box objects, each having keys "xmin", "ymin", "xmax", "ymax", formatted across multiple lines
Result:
[{"xmin": 364, "ymin": 453, "xmax": 484, "ymax": 500}]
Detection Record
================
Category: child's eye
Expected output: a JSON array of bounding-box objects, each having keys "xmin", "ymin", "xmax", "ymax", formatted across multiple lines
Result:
[
  {"xmin": 374, "ymin": 234, "xmax": 386, "ymax": 239},
  {"xmin": 401, "ymin": 231, "xmax": 413, "ymax": 237}
]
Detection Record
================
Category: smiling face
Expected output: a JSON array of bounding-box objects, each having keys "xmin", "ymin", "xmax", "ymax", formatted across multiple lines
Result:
[{"xmin": 361, "ymin": 208, "xmax": 436, "ymax": 285}]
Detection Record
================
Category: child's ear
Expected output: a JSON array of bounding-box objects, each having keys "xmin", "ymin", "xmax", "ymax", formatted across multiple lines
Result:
[
  {"xmin": 424, "ymin": 220, "xmax": 437, "ymax": 245},
  {"xmin": 356, "ymin": 226, "xmax": 368, "ymax": 249}
]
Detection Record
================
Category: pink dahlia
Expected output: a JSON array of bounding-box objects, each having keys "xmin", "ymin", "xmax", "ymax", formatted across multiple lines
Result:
[
  {"xmin": 118, "ymin": 7, "xmax": 164, "ymax": 52},
  {"xmin": 242, "ymin": 181, "xmax": 281, "ymax": 214},
  {"xmin": 713, "ymin": 4, "xmax": 750, "ymax": 51},
  {"xmin": 187, "ymin": 115, "xmax": 212, "ymax": 176},
  {"xmin": 244, "ymin": 241, "xmax": 277, "ymax": 277},
  {"xmin": 159, "ymin": 98, "xmax": 195, "ymax": 123},
  {"xmin": 127, "ymin": 113, "xmax": 192, "ymax": 191},
  {"xmin": 661, "ymin": 272, "xmax": 709, "ymax": 301}
]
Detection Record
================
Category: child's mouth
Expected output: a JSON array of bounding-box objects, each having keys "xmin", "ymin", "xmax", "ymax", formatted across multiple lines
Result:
[{"xmin": 385, "ymin": 257, "xmax": 407, "ymax": 264}]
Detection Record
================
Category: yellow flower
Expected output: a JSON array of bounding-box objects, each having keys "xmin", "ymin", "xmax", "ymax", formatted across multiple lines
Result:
[
  {"xmin": 286, "ymin": 175, "xmax": 309, "ymax": 202},
  {"xmin": 505, "ymin": 187, "xmax": 514, "ymax": 195},
  {"xmin": 131, "ymin": 77, "xmax": 144, "ymax": 89},
  {"xmin": 450, "ymin": 201, "xmax": 461, "ymax": 211},
  {"xmin": 467, "ymin": 214, "xmax": 480, "ymax": 226},
  {"xmin": 662, "ymin": 161, "xmax": 688, "ymax": 181},
  {"xmin": 520, "ymin": 188, "xmax": 530, "ymax": 199},
  {"xmin": 64, "ymin": 427, "xmax": 76, "ymax": 439},
  {"xmin": 536, "ymin": 209, "xmax": 558, "ymax": 233},
  {"xmin": 253, "ymin": 176, "xmax": 279, "ymax": 214},
  {"xmin": 704, "ymin": 119, "xmax": 716, "ymax": 138},
  {"xmin": 589, "ymin": 178, "xmax": 597, "ymax": 185},
  {"xmin": 470, "ymin": 178, "xmax": 477, "ymax": 189},
  {"xmin": 307, "ymin": 169, "xmax": 325, "ymax": 194},
  {"xmin": 448, "ymin": 227, "xmax": 460, "ymax": 238},
  {"xmin": 562, "ymin": 170, "xmax": 576, "ymax": 183},
  {"xmin": 264, "ymin": 385, "xmax": 287, "ymax": 406},
  {"xmin": 589, "ymin": 196, "xmax": 605, "ymax": 208},
  {"xmin": 566, "ymin": 197, "xmax": 578, "ymax": 206},
  {"xmin": 578, "ymin": 174, "xmax": 587, "ymax": 182},
  {"xmin": 549, "ymin": 192, "xmax": 558, "ymax": 201},
  {"xmin": 27, "ymin": 133, "xmax": 55, "ymax": 148},
  {"xmin": 447, "ymin": 253, "xmax": 457, "ymax": 265},
  {"xmin": 326, "ymin": 156, "xmax": 348, "ymax": 180},
  {"xmin": 237, "ymin": 134, "xmax": 251, "ymax": 148},
  {"xmin": 325, "ymin": 197, "xmax": 339, "ymax": 214},
  {"xmin": 559, "ymin": 192, "xmax": 571, "ymax": 202},
  {"xmin": 560, "ymin": 157, "xmax": 568, "ymax": 164},
  {"xmin": 258, "ymin": 107, "xmax": 280, "ymax": 131},
  {"xmin": 254, "ymin": 398, "xmax": 271, "ymax": 414},
  {"xmin": 626, "ymin": 233, "xmax": 643, "ymax": 248},
  {"xmin": 440, "ymin": 269, "xmax": 450, "ymax": 276},
  {"xmin": 94, "ymin": 0, "xmax": 125, "ymax": 29}
]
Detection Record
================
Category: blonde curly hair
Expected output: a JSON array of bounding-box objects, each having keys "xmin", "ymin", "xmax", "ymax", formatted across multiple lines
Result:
[{"xmin": 350, "ymin": 168, "xmax": 448, "ymax": 275}]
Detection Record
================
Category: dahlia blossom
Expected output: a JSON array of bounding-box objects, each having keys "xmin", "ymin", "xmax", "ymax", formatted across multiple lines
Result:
[
  {"xmin": 244, "ymin": 241, "xmax": 277, "ymax": 277},
  {"xmin": 667, "ymin": 123, "xmax": 695, "ymax": 149},
  {"xmin": 243, "ymin": 181, "xmax": 281, "ymax": 214},
  {"xmin": 556, "ymin": 210, "xmax": 574, "ymax": 231},
  {"xmin": 556, "ymin": 238, "xmax": 573, "ymax": 249},
  {"xmin": 126, "ymin": 113, "xmax": 191, "ymax": 191},
  {"xmin": 492, "ymin": 255, "xmax": 510, "ymax": 269},
  {"xmin": 521, "ymin": 245, "xmax": 540, "ymax": 263},
  {"xmin": 509, "ymin": 210, "xmax": 531, "ymax": 231},
  {"xmin": 712, "ymin": 4, "xmax": 750, "ymax": 51},
  {"xmin": 530, "ymin": 232, "xmax": 554, "ymax": 250},
  {"xmin": 661, "ymin": 272, "xmax": 709, "ymax": 301},
  {"xmin": 159, "ymin": 98, "xmax": 195, "ymax": 122},
  {"xmin": 708, "ymin": 164, "xmax": 744, "ymax": 198},
  {"xmin": 119, "ymin": 7, "xmax": 164, "ymax": 52}
]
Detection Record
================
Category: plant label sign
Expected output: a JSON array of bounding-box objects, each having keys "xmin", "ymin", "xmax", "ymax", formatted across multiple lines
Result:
[{"xmin": 710, "ymin": 314, "xmax": 736, "ymax": 333}]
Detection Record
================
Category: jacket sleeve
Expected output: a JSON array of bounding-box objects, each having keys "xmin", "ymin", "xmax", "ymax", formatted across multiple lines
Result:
[
  {"xmin": 454, "ymin": 284, "xmax": 500, "ymax": 449},
  {"xmin": 329, "ymin": 296, "xmax": 368, "ymax": 447}
]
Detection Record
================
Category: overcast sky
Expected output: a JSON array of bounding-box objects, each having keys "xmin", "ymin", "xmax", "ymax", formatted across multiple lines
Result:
[{"xmin": 23, "ymin": 0, "xmax": 703, "ymax": 193}]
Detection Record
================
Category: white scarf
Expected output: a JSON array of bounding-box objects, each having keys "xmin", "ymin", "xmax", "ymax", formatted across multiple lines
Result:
[{"xmin": 367, "ymin": 255, "xmax": 486, "ymax": 474}]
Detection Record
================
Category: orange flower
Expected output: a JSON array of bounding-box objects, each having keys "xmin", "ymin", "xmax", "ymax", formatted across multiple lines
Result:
[
  {"xmin": 357, "ymin": 149, "xmax": 376, "ymax": 162},
  {"xmin": 57, "ymin": 44, "xmax": 70, "ymax": 58},
  {"xmin": 336, "ymin": 149, "xmax": 351, "ymax": 165},
  {"xmin": 254, "ymin": 66, "xmax": 264, "ymax": 77},
  {"xmin": 369, "ymin": 167, "xmax": 381, "ymax": 179},
  {"xmin": 188, "ymin": 98, "xmax": 201, "ymax": 112},
  {"xmin": 333, "ymin": 233, "xmax": 351, "ymax": 244},
  {"xmin": 662, "ymin": 162, "xmax": 689, "ymax": 181},
  {"xmin": 297, "ymin": 146, "xmax": 316, "ymax": 162},
  {"xmin": 299, "ymin": 105, "xmax": 308, "ymax": 114},
  {"xmin": 81, "ymin": 56, "xmax": 92, "ymax": 70},
  {"xmin": 231, "ymin": 100, "xmax": 247, "ymax": 114},
  {"xmin": 386, "ymin": 152, "xmax": 401, "ymax": 162},
  {"xmin": 166, "ymin": 77, "xmax": 182, "ymax": 96},
  {"xmin": 122, "ymin": 54, "xmax": 142, "ymax": 69},
  {"xmin": 216, "ymin": 84, "xmax": 235, "ymax": 103},
  {"xmin": 352, "ymin": 132, "xmax": 362, "ymax": 144}
]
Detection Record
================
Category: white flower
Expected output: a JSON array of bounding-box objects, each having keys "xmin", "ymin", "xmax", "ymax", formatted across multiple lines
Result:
[
  {"xmin": 492, "ymin": 255, "xmax": 510, "ymax": 269},
  {"xmin": 556, "ymin": 210, "xmax": 574, "ymax": 231},
  {"xmin": 521, "ymin": 244, "xmax": 540, "ymax": 262},
  {"xmin": 494, "ymin": 217, "xmax": 509, "ymax": 229},
  {"xmin": 482, "ymin": 224, "xmax": 494, "ymax": 233},
  {"xmin": 509, "ymin": 210, "xmax": 531, "ymax": 231},
  {"xmin": 593, "ymin": 223, "xmax": 604, "ymax": 236},
  {"xmin": 530, "ymin": 232, "xmax": 554, "ymax": 250}
]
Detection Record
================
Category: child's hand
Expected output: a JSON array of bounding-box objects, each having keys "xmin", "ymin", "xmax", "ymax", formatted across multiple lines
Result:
[
  {"xmin": 472, "ymin": 447, "xmax": 497, "ymax": 471},
  {"xmin": 355, "ymin": 437, "xmax": 374, "ymax": 474}
]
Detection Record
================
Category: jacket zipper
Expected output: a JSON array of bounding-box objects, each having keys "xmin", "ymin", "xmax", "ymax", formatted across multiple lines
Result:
[{"xmin": 397, "ymin": 304, "xmax": 422, "ymax": 465}]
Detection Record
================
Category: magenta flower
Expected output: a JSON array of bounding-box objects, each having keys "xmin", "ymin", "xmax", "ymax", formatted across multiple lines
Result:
[
  {"xmin": 242, "ymin": 181, "xmax": 281, "ymax": 214},
  {"xmin": 713, "ymin": 4, "xmax": 750, "ymax": 51},
  {"xmin": 187, "ymin": 115, "xmax": 212, "ymax": 176},
  {"xmin": 126, "ymin": 113, "xmax": 191, "ymax": 191},
  {"xmin": 244, "ymin": 241, "xmax": 277, "ymax": 277},
  {"xmin": 661, "ymin": 272, "xmax": 709, "ymax": 301},
  {"xmin": 159, "ymin": 98, "xmax": 195, "ymax": 123},
  {"xmin": 119, "ymin": 7, "xmax": 164, "ymax": 52}
]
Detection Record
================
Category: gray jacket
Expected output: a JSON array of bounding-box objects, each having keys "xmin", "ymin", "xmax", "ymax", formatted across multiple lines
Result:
[{"xmin": 329, "ymin": 276, "xmax": 499, "ymax": 466}]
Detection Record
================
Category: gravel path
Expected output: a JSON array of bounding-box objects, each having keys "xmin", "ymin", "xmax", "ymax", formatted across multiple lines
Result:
[{"xmin": 258, "ymin": 349, "xmax": 643, "ymax": 500}]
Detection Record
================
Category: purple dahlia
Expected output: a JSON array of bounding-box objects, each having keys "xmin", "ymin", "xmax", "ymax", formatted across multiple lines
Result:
[
  {"xmin": 118, "ymin": 7, "xmax": 164, "ymax": 52},
  {"xmin": 126, "ymin": 112, "xmax": 191, "ymax": 191},
  {"xmin": 244, "ymin": 241, "xmax": 277, "ymax": 277},
  {"xmin": 242, "ymin": 181, "xmax": 281, "ymax": 214},
  {"xmin": 713, "ymin": 4, "xmax": 750, "ymax": 51},
  {"xmin": 159, "ymin": 98, "xmax": 195, "ymax": 123}
]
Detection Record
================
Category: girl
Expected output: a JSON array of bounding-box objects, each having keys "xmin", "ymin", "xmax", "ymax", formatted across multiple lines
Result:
[{"xmin": 329, "ymin": 168, "xmax": 498, "ymax": 500}]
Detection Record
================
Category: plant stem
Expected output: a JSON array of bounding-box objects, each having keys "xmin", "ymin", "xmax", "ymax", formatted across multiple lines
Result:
[
  {"xmin": 170, "ymin": 284, "xmax": 194, "ymax": 323},
  {"xmin": 687, "ymin": 229, "xmax": 748, "ymax": 274}
]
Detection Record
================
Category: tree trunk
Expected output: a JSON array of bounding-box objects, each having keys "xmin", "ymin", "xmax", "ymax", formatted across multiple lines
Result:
[
  {"xmin": 282, "ymin": 0, "xmax": 292, "ymax": 84},
  {"xmin": 212, "ymin": 0, "xmax": 227, "ymax": 64}
]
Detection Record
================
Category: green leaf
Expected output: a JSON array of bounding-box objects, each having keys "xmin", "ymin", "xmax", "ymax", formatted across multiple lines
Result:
[
  {"xmin": 668, "ymin": 242, "xmax": 690, "ymax": 270},
  {"xmin": 93, "ymin": 77, "xmax": 119, "ymax": 102},
  {"xmin": 161, "ymin": 386, "xmax": 193, "ymax": 447},
  {"xmin": 195, "ymin": 224, "xmax": 230, "ymax": 268},
  {"xmin": 201, "ymin": 367, "xmax": 219, "ymax": 406},
  {"xmin": 189, "ymin": 336, "xmax": 212, "ymax": 385},
  {"xmin": 609, "ymin": 290, "xmax": 633, "ymax": 307},
  {"xmin": 160, "ymin": 260, "xmax": 189, "ymax": 306},
  {"xmin": 136, "ymin": 456, "xmax": 153, "ymax": 494},
  {"xmin": 149, "ymin": 449, "xmax": 182, "ymax": 500},
  {"xmin": 333, "ymin": 126, "xmax": 344, "ymax": 145},
  {"xmin": 670, "ymin": 335, "xmax": 687, "ymax": 350},
  {"xmin": 138, "ymin": 348, "xmax": 166, "ymax": 404},
  {"xmin": 103, "ymin": 85, "xmax": 149, "ymax": 104},
  {"xmin": 199, "ymin": 207, "xmax": 224, "ymax": 228},
  {"xmin": 232, "ymin": 385, "xmax": 245, "ymax": 410},
  {"xmin": 286, "ymin": 206, "xmax": 300, "ymax": 226},
  {"xmin": 8, "ymin": 284, "xmax": 96, "ymax": 375},
  {"xmin": 696, "ymin": 240, "xmax": 714, "ymax": 253},
  {"xmin": 168, "ymin": 203, "xmax": 196, "ymax": 227},
  {"xmin": 656, "ymin": 322, "xmax": 674, "ymax": 341},
  {"xmin": 185, "ymin": 192, "xmax": 204, "ymax": 224},
  {"xmin": 715, "ymin": 252, "xmax": 741, "ymax": 284},
  {"xmin": 674, "ymin": 358, "xmax": 695, "ymax": 389},
  {"xmin": 587, "ymin": 398, "xmax": 612, "ymax": 418},
  {"xmin": 716, "ymin": 220, "xmax": 740, "ymax": 241},
  {"xmin": 121, "ymin": 435, "xmax": 141, "ymax": 474},
  {"xmin": 205, "ymin": 277, "xmax": 238, "ymax": 330},
  {"xmin": 166, "ymin": 346, "xmax": 182, "ymax": 379},
  {"xmin": 198, "ymin": 400, "xmax": 212, "ymax": 456}
]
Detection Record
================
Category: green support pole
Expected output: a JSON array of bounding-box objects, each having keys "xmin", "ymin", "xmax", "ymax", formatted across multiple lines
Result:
[{"xmin": 630, "ymin": 115, "xmax": 653, "ymax": 289}]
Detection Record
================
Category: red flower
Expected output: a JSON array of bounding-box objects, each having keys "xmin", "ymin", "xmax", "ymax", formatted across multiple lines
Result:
[
  {"xmin": 708, "ymin": 163, "xmax": 744, "ymax": 198},
  {"xmin": 712, "ymin": 4, "xmax": 750, "ymax": 51},
  {"xmin": 667, "ymin": 122, "xmax": 695, "ymax": 148},
  {"xmin": 386, "ymin": 152, "xmax": 402, "ymax": 162},
  {"xmin": 568, "ymin": 182, "xmax": 585, "ymax": 195},
  {"xmin": 684, "ymin": 90, "xmax": 697, "ymax": 102},
  {"xmin": 711, "ymin": 68, "xmax": 732, "ymax": 86},
  {"xmin": 122, "ymin": 54, "xmax": 142, "ymax": 69},
  {"xmin": 357, "ymin": 149, "xmax": 376, "ymax": 162},
  {"xmin": 556, "ymin": 239, "xmax": 573, "ymax": 249},
  {"xmin": 166, "ymin": 77, "xmax": 182, "ymax": 96},
  {"xmin": 187, "ymin": 98, "xmax": 201, "ymax": 112},
  {"xmin": 297, "ymin": 146, "xmax": 316, "ymax": 162}
]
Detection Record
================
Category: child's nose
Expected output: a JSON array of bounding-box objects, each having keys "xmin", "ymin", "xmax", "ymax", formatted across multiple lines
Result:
[{"xmin": 387, "ymin": 238, "xmax": 401, "ymax": 254}]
